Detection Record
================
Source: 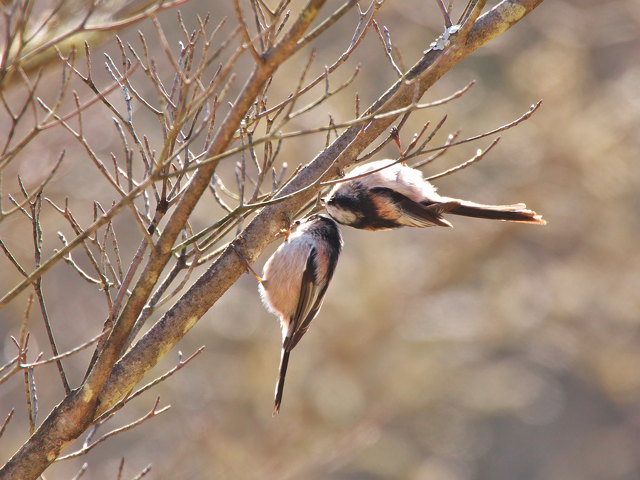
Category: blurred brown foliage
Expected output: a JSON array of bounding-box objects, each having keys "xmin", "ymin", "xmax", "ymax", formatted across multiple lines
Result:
[{"xmin": 2, "ymin": 0, "xmax": 640, "ymax": 479}]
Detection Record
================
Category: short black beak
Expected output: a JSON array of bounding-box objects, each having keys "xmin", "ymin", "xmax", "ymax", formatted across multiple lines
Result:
[{"xmin": 319, "ymin": 197, "xmax": 326, "ymax": 205}]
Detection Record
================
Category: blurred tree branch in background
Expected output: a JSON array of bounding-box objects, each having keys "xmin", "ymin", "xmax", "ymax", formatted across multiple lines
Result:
[
  {"xmin": 0, "ymin": 0, "xmax": 544, "ymax": 478},
  {"xmin": 0, "ymin": 0, "xmax": 192, "ymax": 87}
]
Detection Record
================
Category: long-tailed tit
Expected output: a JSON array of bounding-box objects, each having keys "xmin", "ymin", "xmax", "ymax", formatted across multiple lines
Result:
[
  {"xmin": 235, "ymin": 214, "xmax": 343, "ymax": 415},
  {"xmin": 323, "ymin": 159, "xmax": 546, "ymax": 230}
]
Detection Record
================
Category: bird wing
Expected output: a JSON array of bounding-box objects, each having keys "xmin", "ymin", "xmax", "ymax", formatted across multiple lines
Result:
[
  {"xmin": 370, "ymin": 186, "xmax": 459, "ymax": 228},
  {"xmin": 284, "ymin": 246, "xmax": 330, "ymax": 351}
]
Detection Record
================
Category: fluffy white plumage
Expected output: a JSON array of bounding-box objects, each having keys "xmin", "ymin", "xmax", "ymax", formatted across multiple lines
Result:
[{"xmin": 258, "ymin": 214, "xmax": 342, "ymax": 414}]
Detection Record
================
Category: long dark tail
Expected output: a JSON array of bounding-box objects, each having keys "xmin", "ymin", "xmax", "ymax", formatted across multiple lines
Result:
[
  {"xmin": 447, "ymin": 200, "xmax": 546, "ymax": 224},
  {"xmin": 273, "ymin": 349, "xmax": 291, "ymax": 416}
]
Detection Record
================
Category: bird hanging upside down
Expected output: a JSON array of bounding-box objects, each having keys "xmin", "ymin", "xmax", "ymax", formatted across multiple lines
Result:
[
  {"xmin": 323, "ymin": 159, "xmax": 546, "ymax": 230},
  {"xmin": 234, "ymin": 214, "xmax": 343, "ymax": 415}
]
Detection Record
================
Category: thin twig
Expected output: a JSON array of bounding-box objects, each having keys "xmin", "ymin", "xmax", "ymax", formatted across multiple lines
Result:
[
  {"xmin": 435, "ymin": 0, "xmax": 453, "ymax": 28},
  {"xmin": 94, "ymin": 347, "xmax": 205, "ymax": 424},
  {"xmin": 426, "ymin": 136, "xmax": 501, "ymax": 180},
  {"xmin": 372, "ymin": 21, "xmax": 402, "ymax": 77},
  {"xmin": 0, "ymin": 239, "xmax": 28, "ymax": 276},
  {"xmin": 0, "ymin": 409, "xmax": 15, "ymax": 439},
  {"xmin": 20, "ymin": 331, "xmax": 107, "ymax": 368},
  {"xmin": 411, "ymin": 129, "xmax": 460, "ymax": 168},
  {"xmin": 70, "ymin": 463, "xmax": 89, "ymax": 480},
  {"xmin": 234, "ymin": 0, "xmax": 264, "ymax": 62},
  {"xmin": 130, "ymin": 465, "xmax": 152, "ymax": 480},
  {"xmin": 56, "ymin": 397, "xmax": 170, "ymax": 462}
]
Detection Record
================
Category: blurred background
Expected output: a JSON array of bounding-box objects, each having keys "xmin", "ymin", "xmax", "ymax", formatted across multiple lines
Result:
[{"xmin": 1, "ymin": 0, "xmax": 640, "ymax": 478}]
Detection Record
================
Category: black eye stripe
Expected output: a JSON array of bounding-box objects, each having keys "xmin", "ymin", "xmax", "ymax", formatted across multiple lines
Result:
[{"xmin": 332, "ymin": 194, "xmax": 359, "ymax": 210}]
